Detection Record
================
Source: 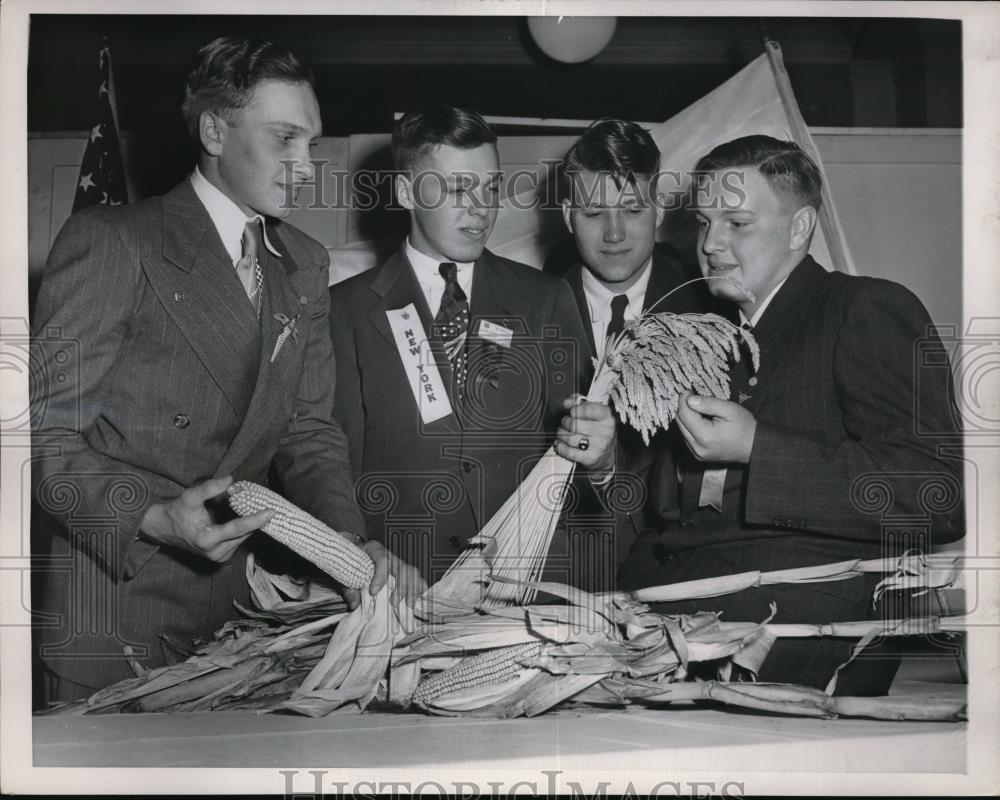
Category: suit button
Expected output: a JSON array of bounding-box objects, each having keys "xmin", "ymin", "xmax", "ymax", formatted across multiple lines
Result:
[
  {"xmin": 680, "ymin": 515, "xmax": 692, "ymax": 529},
  {"xmin": 462, "ymin": 461, "xmax": 474, "ymax": 473},
  {"xmin": 448, "ymin": 536, "xmax": 464, "ymax": 550},
  {"xmin": 173, "ymin": 414, "xmax": 190, "ymax": 429}
]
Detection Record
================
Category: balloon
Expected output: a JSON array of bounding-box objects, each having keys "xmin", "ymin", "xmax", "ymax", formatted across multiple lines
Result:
[{"xmin": 527, "ymin": 16, "xmax": 617, "ymax": 64}]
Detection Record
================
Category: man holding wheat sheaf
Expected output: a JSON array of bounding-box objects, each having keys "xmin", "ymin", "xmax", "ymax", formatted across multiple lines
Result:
[
  {"xmin": 558, "ymin": 119, "xmax": 722, "ymax": 587},
  {"xmin": 617, "ymin": 135, "xmax": 964, "ymax": 693}
]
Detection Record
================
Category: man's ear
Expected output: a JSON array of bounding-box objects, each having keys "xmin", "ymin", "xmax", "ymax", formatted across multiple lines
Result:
[
  {"xmin": 654, "ymin": 190, "xmax": 667, "ymax": 228},
  {"xmin": 560, "ymin": 198, "xmax": 575, "ymax": 234},
  {"xmin": 395, "ymin": 173, "xmax": 415, "ymax": 211},
  {"xmin": 790, "ymin": 205, "xmax": 818, "ymax": 250},
  {"xmin": 199, "ymin": 111, "xmax": 227, "ymax": 157}
]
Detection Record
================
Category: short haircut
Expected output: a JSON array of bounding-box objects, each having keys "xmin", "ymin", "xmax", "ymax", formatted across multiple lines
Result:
[
  {"xmin": 181, "ymin": 36, "xmax": 315, "ymax": 141},
  {"xmin": 391, "ymin": 105, "xmax": 497, "ymax": 172},
  {"xmin": 693, "ymin": 135, "xmax": 823, "ymax": 210},
  {"xmin": 562, "ymin": 119, "xmax": 661, "ymax": 201}
]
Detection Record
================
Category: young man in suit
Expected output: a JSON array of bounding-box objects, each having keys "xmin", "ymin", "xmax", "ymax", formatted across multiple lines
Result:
[
  {"xmin": 330, "ymin": 105, "xmax": 616, "ymax": 585},
  {"xmin": 31, "ymin": 37, "xmax": 419, "ymax": 703},
  {"xmin": 558, "ymin": 120, "xmax": 718, "ymax": 585},
  {"xmin": 618, "ymin": 135, "xmax": 963, "ymax": 693}
]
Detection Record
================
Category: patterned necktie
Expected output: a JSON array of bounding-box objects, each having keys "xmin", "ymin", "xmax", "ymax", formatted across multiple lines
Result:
[
  {"xmin": 236, "ymin": 218, "xmax": 265, "ymax": 317},
  {"xmin": 435, "ymin": 261, "xmax": 470, "ymax": 397},
  {"xmin": 605, "ymin": 293, "xmax": 629, "ymax": 341}
]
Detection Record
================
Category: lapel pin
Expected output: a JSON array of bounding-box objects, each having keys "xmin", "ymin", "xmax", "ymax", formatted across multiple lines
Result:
[
  {"xmin": 271, "ymin": 312, "xmax": 301, "ymax": 363},
  {"xmin": 173, "ymin": 292, "xmax": 184, "ymax": 302}
]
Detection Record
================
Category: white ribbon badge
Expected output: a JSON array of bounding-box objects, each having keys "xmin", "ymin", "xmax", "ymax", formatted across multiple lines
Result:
[{"xmin": 385, "ymin": 304, "xmax": 453, "ymax": 424}]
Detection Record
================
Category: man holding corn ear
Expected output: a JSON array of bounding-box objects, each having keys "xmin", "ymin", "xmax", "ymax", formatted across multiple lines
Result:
[
  {"xmin": 330, "ymin": 105, "xmax": 617, "ymax": 586},
  {"xmin": 31, "ymin": 37, "xmax": 421, "ymax": 704},
  {"xmin": 618, "ymin": 135, "xmax": 963, "ymax": 693}
]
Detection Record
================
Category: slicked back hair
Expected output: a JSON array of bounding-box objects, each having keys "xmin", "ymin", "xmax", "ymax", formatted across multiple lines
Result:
[
  {"xmin": 391, "ymin": 105, "xmax": 497, "ymax": 172},
  {"xmin": 562, "ymin": 118, "xmax": 661, "ymax": 201},
  {"xmin": 181, "ymin": 36, "xmax": 315, "ymax": 142},
  {"xmin": 694, "ymin": 135, "xmax": 823, "ymax": 211}
]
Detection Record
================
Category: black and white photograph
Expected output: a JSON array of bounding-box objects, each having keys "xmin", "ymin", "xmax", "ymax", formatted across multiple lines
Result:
[{"xmin": 1, "ymin": 0, "xmax": 998, "ymax": 795}]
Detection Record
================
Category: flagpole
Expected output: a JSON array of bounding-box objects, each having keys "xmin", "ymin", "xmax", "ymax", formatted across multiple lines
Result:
[{"xmin": 760, "ymin": 36, "xmax": 857, "ymax": 275}]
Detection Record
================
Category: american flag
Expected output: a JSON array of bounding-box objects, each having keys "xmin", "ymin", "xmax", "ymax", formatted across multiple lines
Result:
[{"xmin": 73, "ymin": 38, "xmax": 128, "ymax": 212}]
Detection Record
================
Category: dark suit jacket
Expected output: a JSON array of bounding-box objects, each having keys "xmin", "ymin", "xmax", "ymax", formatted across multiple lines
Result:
[
  {"xmin": 330, "ymin": 247, "xmax": 591, "ymax": 583},
  {"xmin": 618, "ymin": 256, "xmax": 964, "ymax": 691},
  {"xmin": 563, "ymin": 244, "xmax": 718, "ymax": 581},
  {"xmin": 31, "ymin": 179, "xmax": 363, "ymax": 696}
]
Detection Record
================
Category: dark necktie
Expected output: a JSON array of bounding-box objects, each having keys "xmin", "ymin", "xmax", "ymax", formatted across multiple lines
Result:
[
  {"xmin": 435, "ymin": 262, "xmax": 470, "ymax": 397},
  {"xmin": 236, "ymin": 218, "xmax": 264, "ymax": 317},
  {"xmin": 605, "ymin": 293, "xmax": 629, "ymax": 341}
]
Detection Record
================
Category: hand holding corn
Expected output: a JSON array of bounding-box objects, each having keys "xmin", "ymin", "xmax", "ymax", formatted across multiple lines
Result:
[
  {"xmin": 139, "ymin": 475, "xmax": 272, "ymax": 562},
  {"xmin": 227, "ymin": 481, "xmax": 427, "ymax": 609},
  {"xmin": 341, "ymin": 539, "xmax": 427, "ymax": 610},
  {"xmin": 676, "ymin": 393, "xmax": 757, "ymax": 464}
]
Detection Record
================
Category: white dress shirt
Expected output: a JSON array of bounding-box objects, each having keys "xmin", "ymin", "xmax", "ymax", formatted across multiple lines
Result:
[
  {"xmin": 405, "ymin": 237, "xmax": 474, "ymax": 318},
  {"xmin": 581, "ymin": 256, "xmax": 653, "ymax": 360},
  {"xmin": 190, "ymin": 166, "xmax": 282, "ymax": 296}
]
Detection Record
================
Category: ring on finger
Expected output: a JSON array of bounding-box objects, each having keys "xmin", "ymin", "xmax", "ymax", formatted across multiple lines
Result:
[{"xmin": 577, "ymin": 435, "xmax": 590, "ymax": 452}]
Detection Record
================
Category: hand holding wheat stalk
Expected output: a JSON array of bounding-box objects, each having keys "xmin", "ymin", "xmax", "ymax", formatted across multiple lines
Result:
[
  {"xmin": 588, "ymin": 276, "xmax": 760, "ymax": 444},
  {"xmin": 428, "ymin": 276, "xmax": 761, "ymax": 608}
]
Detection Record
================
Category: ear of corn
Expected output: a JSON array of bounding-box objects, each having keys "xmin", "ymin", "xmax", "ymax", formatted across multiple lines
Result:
[
  {"xmin": 228, "ymin": 481, "xmax": 374, "ymax": 590},
  {"xmin": 412, "ymin": 641, "xmax": 544, "ymax": 707}
]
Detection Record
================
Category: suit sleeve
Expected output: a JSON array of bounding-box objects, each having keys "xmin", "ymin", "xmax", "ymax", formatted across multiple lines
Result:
[
  {"xmin": 270, "ymin": 255, "xmax": 366, "ymax": 539},
  {"xmin": 31, "ymin": 210, "xmax": 181, "ymax": 575},
  {"xmin": 744, "ymin": 281, "xmax": 963, "ymax": 543},
  {"xmin": 328, "ymin": 284, "xmax": 365, "ymax": 480}
]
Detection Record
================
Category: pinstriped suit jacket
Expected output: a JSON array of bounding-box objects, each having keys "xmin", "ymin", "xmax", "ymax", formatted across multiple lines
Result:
[{"xmin": 31, "ymin": 179, "xmax": 363, "ymax": 693}]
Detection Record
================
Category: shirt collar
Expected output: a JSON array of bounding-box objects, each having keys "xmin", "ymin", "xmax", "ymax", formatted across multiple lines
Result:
[
  {"xmin": 405, "ymin": 237, "xmax": 473, "ymax": 282},
  {"xmin": 190, "ymin": 166, "xmax": 282, "ymax": 263},
  {"xmin": 740, "ymin": 275, "xmax": 789, "ymax": 328},
  {"xmin": 581, "ymin": 255, "xmax": 653, "ymax": 323}
]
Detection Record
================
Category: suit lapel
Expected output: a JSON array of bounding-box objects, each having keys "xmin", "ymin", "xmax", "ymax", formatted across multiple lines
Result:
[
  {"xmin": 564, "ymin": 264, "xmax": 597, "ymax": 357},
  {"xmin": 371, "ymin": 248, "xmax": 461, "ymax": 432},
  {"xmin": 466, "ymin": 250, "xmax": 523, "ymax": 400},
  {"xmin": 216, "ymin": 227, "xmax": 313, "ymax": 476},
  {"xmin": 739, "ymin": 258, "xmax": 825, "ymax": 417},
  {"xmin": 143, "ymin": 182, "xmax": 260, "ymax": 417}
]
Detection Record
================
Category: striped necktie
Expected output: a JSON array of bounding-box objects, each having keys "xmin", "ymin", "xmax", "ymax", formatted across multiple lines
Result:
[{"xmin": 236, "ymin": 218, "xmax": 264, "ymax": 317}]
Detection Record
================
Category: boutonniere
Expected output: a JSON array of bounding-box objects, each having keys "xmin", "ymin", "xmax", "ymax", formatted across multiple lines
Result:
[{"xmin": 270, "ymin": 312, "xmax": 301, "ymax": 363}]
